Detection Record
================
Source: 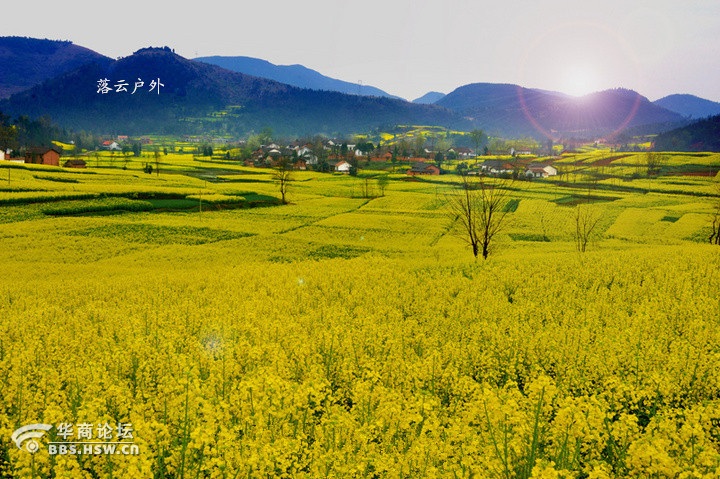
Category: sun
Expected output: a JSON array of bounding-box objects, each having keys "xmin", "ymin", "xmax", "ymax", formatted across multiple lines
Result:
[{"xmin": 561, "ymin": 64, "xmax": 601, "ymax": 97}]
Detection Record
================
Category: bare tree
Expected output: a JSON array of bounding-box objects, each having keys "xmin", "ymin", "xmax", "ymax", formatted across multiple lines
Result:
[
  {"xmin": 574, "ymin": 204, "xmax": 601, "ymax": 253},
  {"xmin": 710, "ymin": 182, "xmax": 720, "ymax": 245},
  {"xmin": 273, "ymin": 159, "xmax": 293, "ymax": 204},
  {"xmin": 153, "ymin": 147, "xmax": 160, "ymax": 176},
  {"xmin": 447, "ymin": 175, "xmax": 513, "ymax": 260},
  {"xmin": 469, "ymin": 129, "xmax": 486, "ymax": 165}
]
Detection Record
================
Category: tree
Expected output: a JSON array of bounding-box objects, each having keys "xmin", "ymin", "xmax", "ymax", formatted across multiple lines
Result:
[
  {"xmin": 573, "ymin": 204, "xmax": 601, "ymax": 253},
  {"xmin": 273, "ymin": 159, "xmax": 293, "ymax": 204},
  {"xmin": 259, "ymin": 127, "xmax": 273, "ymax": 145},
  {"xmin": 434, "ymin": 151, "xmax": 445, "ymax": 170},
  {"xmin": 413, "ymin": 133, "xmax": 426, "ymax": 157},
  {"xmin": 645, "ymin": 152, "xmax": 665, "ymax": 175},
  {"xmin": 355, "ymin": 142, "xmax": 375, "ymax": 157},
  {"xmin": 447, "ymin": 176, "xmax": 513, "ymax": 260},
  {"xmin": 348, "ymin": 157, "xmax": 359, "ymax": 176},
  {"xmin": 153, "ymin": 147, "xmax": 160, "ymax": 176},
  {"xmin": 0, "ymin": 113, "xmax": 17, "ymax": 152},
  {"xmin": 710, "ymin": 182, "xmax": 720, "ymax": 246},
  {"xmin": 469, "ymin": 129, "xmax": 486, "ymax": 164},
  {"xmin": 359, "ymin": 174, "xmax": 375, "ymax": 198},
  {"xmin": 377, "ymin": 175, "xmax": 390, "ymax": 196}
]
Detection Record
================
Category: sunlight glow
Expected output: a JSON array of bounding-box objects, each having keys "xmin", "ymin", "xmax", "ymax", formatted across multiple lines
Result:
[{"xmin": 561, "ymin": 64, "xmax": 601, "ymax": 97}]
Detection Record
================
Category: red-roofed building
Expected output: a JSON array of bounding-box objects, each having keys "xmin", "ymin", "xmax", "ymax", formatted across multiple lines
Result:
[{"xmin": 25, "ymin": 147, "xmax": 61, "ymax": 166}]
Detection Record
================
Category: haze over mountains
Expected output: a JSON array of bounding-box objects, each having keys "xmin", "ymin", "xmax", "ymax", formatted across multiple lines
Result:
[
  {"xmin": 195, "ymin": 56, "xmax": 401, "ymax": 100},
  {"xmin": 1, "ymin": 37, "xmax": 716, "ymax": 140},
  {"xmin": 435, "ymin": 83, "xmax": 685, "ymax": 138},
  {"xmin": 0, "ymin": 46, "xmax": 465, "ymax": 136},
  {"xmin": 412, "ymin": 92, "xmax": 447, "ymax": 104},
  {"xmin": 0, "ymin": 37, "xmax": 109, "ymax": 99},
  {"xmin": 652, "ymin": 94, "xmax": 720, "ymax": 119}
]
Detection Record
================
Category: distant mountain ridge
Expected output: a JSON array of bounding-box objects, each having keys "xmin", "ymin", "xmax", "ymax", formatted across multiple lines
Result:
[
  {"xmin": 0, "ymin": 36, "xmax": 708, "ymax": 139},
  {"xmin": 194, "ymin": 55, "xmax": 402, "ymax": 100},
  {"xmin": 0, "ymin": 48, "xmax": 466, "ymax": 136},
  {"xmin": 0, "ymin": 36, "xmax": 110, "ymax": 99},
  {"xmin": 653, "ymin": 115, "xmax": 720, "ymax": 152},
  {"xmin": 653, "ymin": 94, "xmax": 720, "ymax": 119},
  {"xmin": 436, "ymin": 83, "xmax": 685, "ymax": 138},
  {"xmin": 413, "ymin": 92, "xmax": 446, "ymax": 104}
]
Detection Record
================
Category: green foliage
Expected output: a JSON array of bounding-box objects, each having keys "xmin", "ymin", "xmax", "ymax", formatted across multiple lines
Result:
[
  {"xmin": 41, "ymin": 198, "xmax": 154, "ymax": 216},
  {"xmin": 308, "ymin": 244, "xmax": 370, "ymax": 260},
  {"xmin": 503, "ymin": 198, "xmax": 521, "ymax": 212},
  {"xmin": 71, "ymin": 223, "xmax": 253, "ymax": 245}
]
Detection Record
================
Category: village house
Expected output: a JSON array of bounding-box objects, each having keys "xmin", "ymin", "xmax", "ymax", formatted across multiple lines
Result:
[
  {"xmin": 25, "ymin": 147, "xmax": 61, "ymax": 166},
  {"xmin": 407, "ymin": 162, "xmax": 440, "ymax": 176},
  {"xmin": 481, "ymin": 159, "xmax": 514, "ymax": 176},
  {"xmin": 331, "ymin": 160, "xmax": 351, "ymax": 173},
  {"xmin": 1, "ymin": 149, "xmax": 23, "ymax": 163},
  {"xmin": 102, "ymin": 140, "xmax": 121, "ymax": 151},
  {"xmin": 449, "ymin": 147, "xmax": 475, "ymax": 159},
  {"xmin": 525, "ymin": 164, "xmax": 558, "ymax": 178},
  {"xmin": 295, "ymin": 146, "xmax": 318, "ymax": 165}
]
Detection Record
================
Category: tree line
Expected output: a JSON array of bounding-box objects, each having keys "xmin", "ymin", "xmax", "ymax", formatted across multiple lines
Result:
[{"xmin": 0, "ymin": 111, "xmax": 105, "ymax": 155}]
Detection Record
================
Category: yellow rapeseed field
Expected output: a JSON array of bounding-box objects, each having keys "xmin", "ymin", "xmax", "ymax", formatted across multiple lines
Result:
[{"xmin": 0, "ymin": 153, "xmax": 719, "ymax": 478}]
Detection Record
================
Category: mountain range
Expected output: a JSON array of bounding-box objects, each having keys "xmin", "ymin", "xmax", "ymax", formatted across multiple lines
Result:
[
  {"xmin": 653, "ymin": 94, "xmax": 720, "ymax": 119},
  {"xmin": 435, "ymin": 83, "xmax": 685, "ymax": 138},
  {"xmin": 0, "ymin": 45, "xmax": 465, "ymax": 136},
  {"xmin": 412, "ymin": 92, "xmax": 446, "ymax": 104},
  {"xmin": 1, "ymin": 36, "xmax": 716, "ymax": 140},
  {"xmin": 194, "ymin": 56, "xmax": 401, "ymax": 100},
  {"xmin": 0, "ymin": 36, "xmax": 109, "ymax": 99}
]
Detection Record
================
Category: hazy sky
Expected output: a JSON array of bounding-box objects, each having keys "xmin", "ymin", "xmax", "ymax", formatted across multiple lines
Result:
[{"xmin": 5, "ymin": 0, "xmax": 719, "ymax": 101}]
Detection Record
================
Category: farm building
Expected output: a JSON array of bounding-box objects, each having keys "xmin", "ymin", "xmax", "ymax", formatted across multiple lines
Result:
[
  {"xmin": 525, "ymin": 164, "xmax": 558, "ymax": 178},
  {"xmin": 25, "ymin": 147, "xmax": 61, "ymax": 166},
  {"xmin": 407, "ymin": 163, "xmax": 440, "ymax": 175},
  {"xmin": 332, "ymin": 160, "xmax": 352, "ymax": 173},
  {"xmin": 64, "ymin": 159, "xmax": 87, "ymax": 168},
  {"xmin": 480, "ymin": 160, "xmax": 514, "ymax": 176},
  {"xmin": 102, "ymin": 140, "xmax": 121, "ymax": 150},
  {"xmin": 448, "ymin": 147, "xmax": 475, "ymax": 159}
]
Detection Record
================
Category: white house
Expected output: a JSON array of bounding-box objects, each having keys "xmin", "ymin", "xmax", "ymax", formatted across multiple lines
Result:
[
  {"xmin": 543, "ymin": 165, "xmax": 558, "ymax": 176},
  {"xmin": 334, "ymin": 160, "xmax": 351, "ymax": 173},
  {"xmin": 102, "ymin": 141, "xmax": 121, "ymax": 151},
  {"xmin": 482, "ymin": 160, "xmax": 514, "ymax": 176},
  {"xmin": 525, "ymin": 164, "xmax": 558, "ymax": 178},
  {"xmin": 296, "ymin": 146, "xmax": 318, "ymax": 165}
]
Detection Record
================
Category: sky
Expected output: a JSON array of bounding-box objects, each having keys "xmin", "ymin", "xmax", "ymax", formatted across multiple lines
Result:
[{"xmin": 4, "ymin": 0, "xmax": 720, "ymax": 102}]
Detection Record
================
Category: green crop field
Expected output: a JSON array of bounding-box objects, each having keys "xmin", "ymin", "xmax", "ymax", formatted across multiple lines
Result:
[{"xmin": 1, "ymin": 151, "xmax": 719, "ymax": 478}]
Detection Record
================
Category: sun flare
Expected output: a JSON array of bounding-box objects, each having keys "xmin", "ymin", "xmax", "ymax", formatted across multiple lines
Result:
[{"xmin": 561, "ymin": 64, "xmax": 601, "ymax": 97}]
